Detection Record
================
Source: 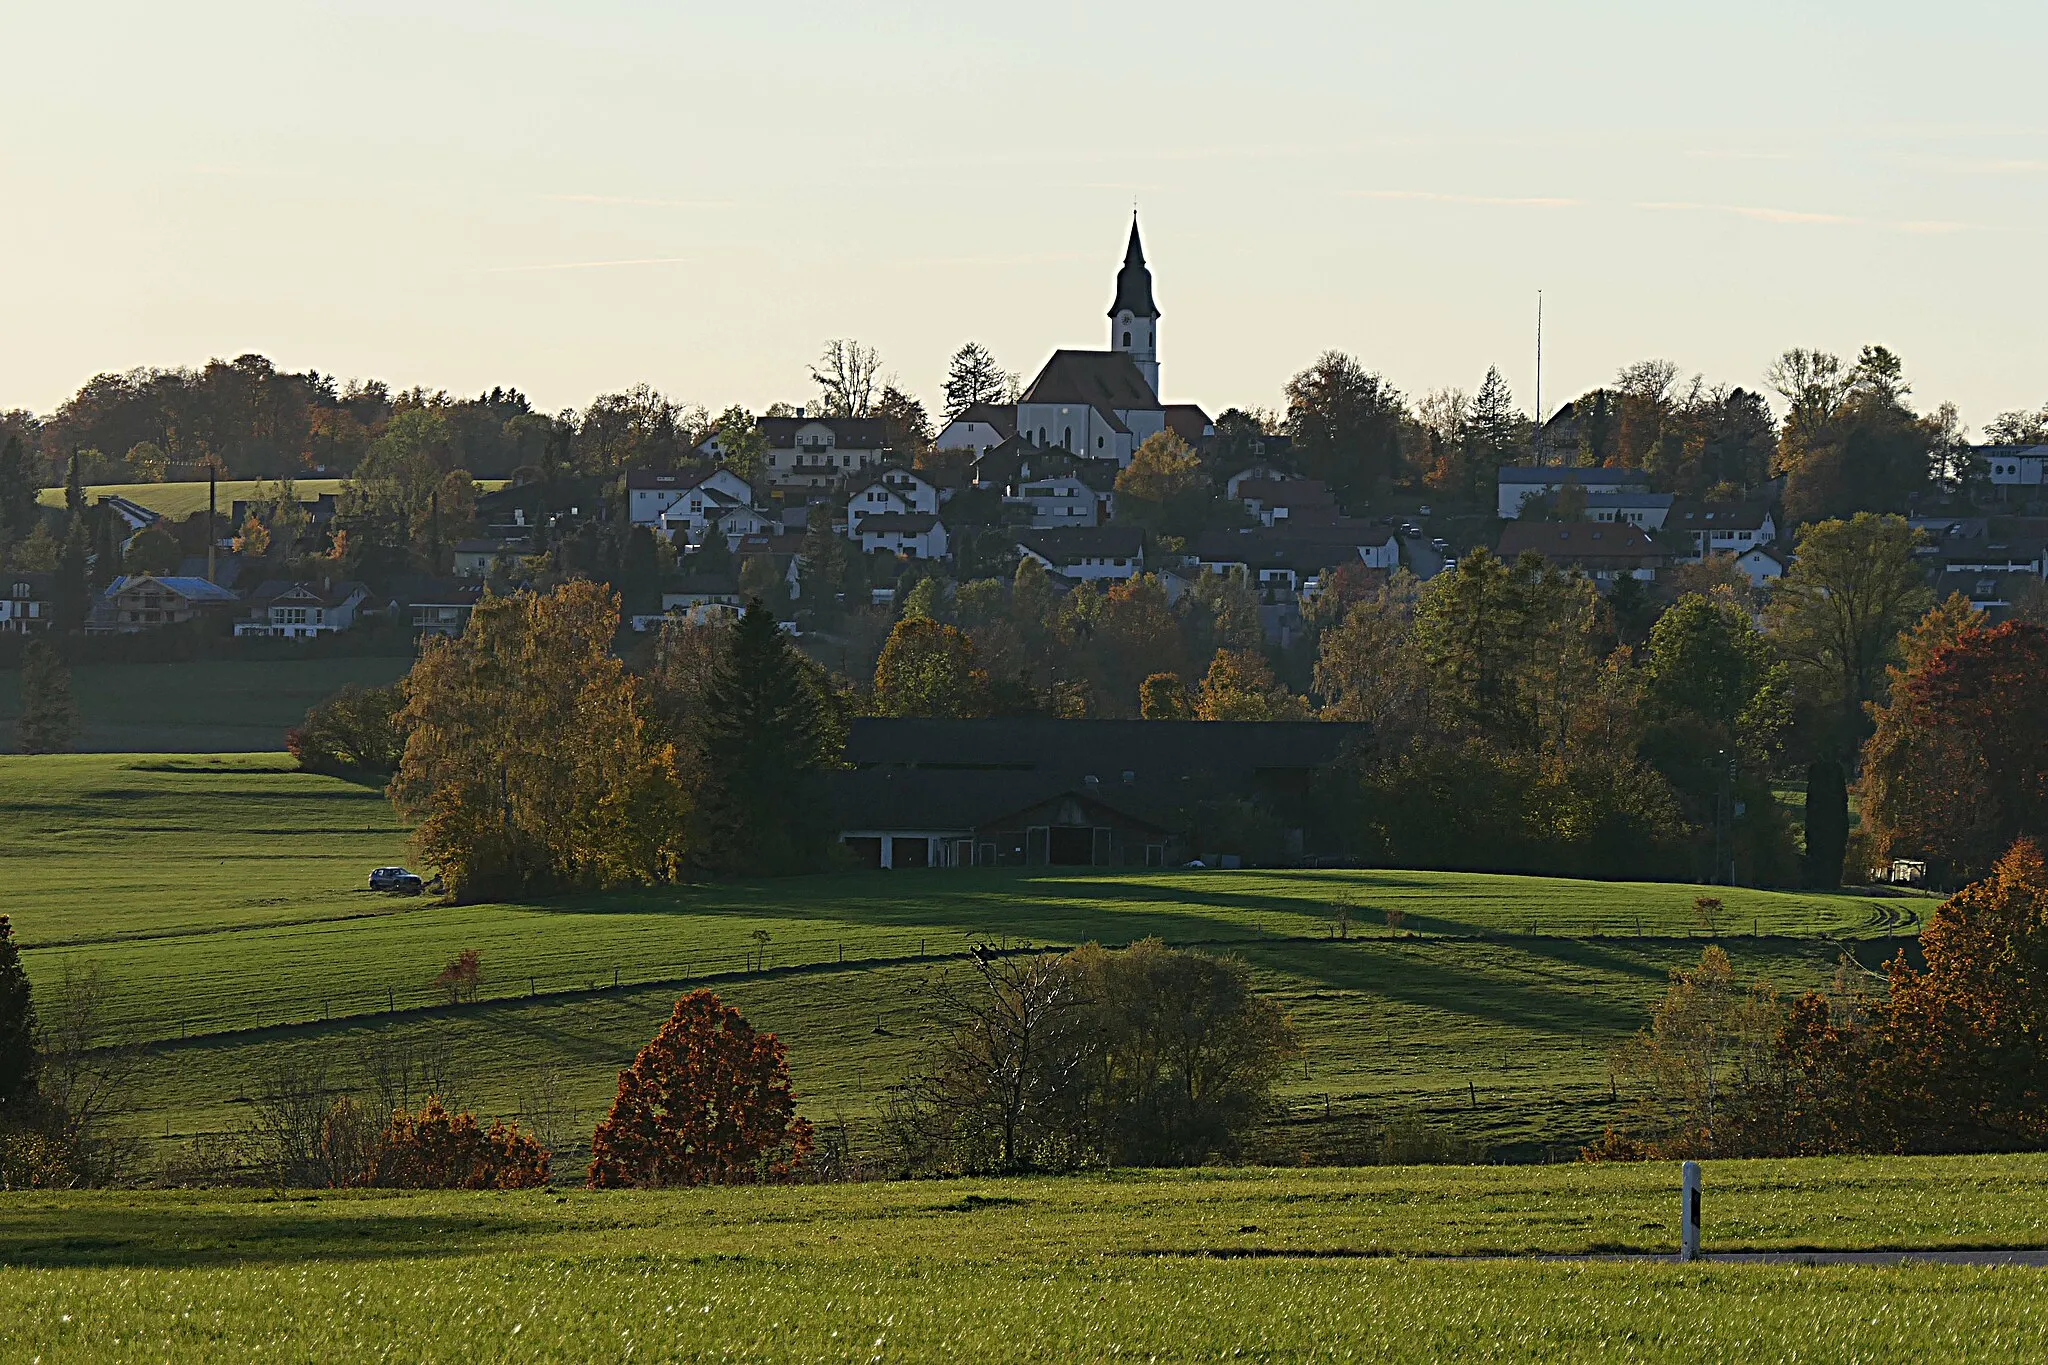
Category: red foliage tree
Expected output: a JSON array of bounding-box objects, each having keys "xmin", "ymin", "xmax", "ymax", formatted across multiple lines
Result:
[
  {"xmin": 1862, "ymin": 620, "xmax": 2048, "ymax": 879},
  {"xmin": 587, "ymin": 990, "xmax": 814, "ymax": 1188},
  {"xmin": 373, "ymin": 1098, "xmax": 551, "ymax": 1189}
]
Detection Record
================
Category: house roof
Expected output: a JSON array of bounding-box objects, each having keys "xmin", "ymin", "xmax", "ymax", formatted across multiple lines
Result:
[
  {"xmin": 856, "ymin": 512, "xmax": 943, "ymax": 535},
  {"xmin": 1496, "ymin": 465, "xmax": 1652, "ymax": 487},
  {"xmin": 734, "ymin": 532, "xmax": 806, "ymax": 556},
  {"xmin": 1236, "ymin": 478, "xmax": 1334, "ymax": 506},
  {"xmin": 107, "ymin": 575, "xmax": 241, "ymax": 603},
  {"xmin": 1582, "ymin": 490, "xmax": 1676, "ymax": 509},
  {"xmin": 947, "ymin": 403, "xmax": 1018, "ymax": 437},
  {"xmin": 827, "ymin": 768, "xmax": 1180, "ymax": 836},
  {"xmin": 1736, "ymin": 544, "xmax": 1791, "ymax": 569},
  {"xmin": 1107, "ymin": 216, "xmax": 1159, "ymax": 319},
  {"xmin": 247, "ymin": 579, "xmax": 368, "ymax": 609},
  {"xmin": 385, "ymin": 577, "xmax": 485, "ymax": 609},
  {"xmin": 1018, "ymin": 527, "xmax": 1145, "ymax": 562},
  {"xmin": 666, "ymin": 573, "xmax": 742, "ymax": 597},
  {"xmin": 1668, "ymin": 500, "xmax": 1775, "ymax": 532},
  {"xmin": 1189, "ymin": 530, "xmax": 1386, "ymax": 574},
  {"xmin": 756, "ymin": 416, "xmax": 889, "ymax": 450},
  {"xmin": 1497, "ymin": 522, "xmax": 1663, "ymax": 562},
  {"xmin": 1019, "ymin": 350, "xmax": 1161, "ymax": 412},
  {"xmin": 453, "ymin": 538, "xmax": 534, "ymax": 555},
  {"xmin": 1163, "ymin": 404, "xmax": 1212, "ymax": 445}
]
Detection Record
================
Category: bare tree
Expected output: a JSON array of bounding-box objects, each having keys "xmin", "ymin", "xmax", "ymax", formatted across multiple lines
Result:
[
  {"xmin": 513, "ymin": 1063, "xmax": 574, "ymax": 1156},
  {"xmin": 357, "ymin": 1028, "xmax": 467, "ymax": 1118},
  {"xmin": 810, "ymin": 340, "xmax": 883, "ymax": 419},
  {"xmin": 34, "ymin": 962, "xmax": 142, "ymax": 1184}
]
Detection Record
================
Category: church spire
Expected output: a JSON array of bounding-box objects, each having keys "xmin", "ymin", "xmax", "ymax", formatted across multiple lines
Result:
[{"xmin": 1108, "ymin": 214, "xmax": 1158, "ymax": 320}]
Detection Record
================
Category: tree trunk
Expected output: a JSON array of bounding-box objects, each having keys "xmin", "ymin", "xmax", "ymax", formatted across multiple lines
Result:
[{"xmin": 1804, "ymin": 759, "xmax": 1849, "ymax": 889}]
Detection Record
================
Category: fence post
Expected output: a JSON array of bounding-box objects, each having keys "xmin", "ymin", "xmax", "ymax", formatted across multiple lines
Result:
[
  {"xmin": 1680, "ymin": 1161, "xmax": 1702, "ymax": 1262},
  {"xmin": 387, "ymin": 987, "xmax": 394, "ymax": 1014},
  {"xmin": 529, "ymin": 975, "xmax": 535, "ymax": 998},
  {"xmin": 614, "ymin": 966, "xmax": 620, "ymax": 989}
]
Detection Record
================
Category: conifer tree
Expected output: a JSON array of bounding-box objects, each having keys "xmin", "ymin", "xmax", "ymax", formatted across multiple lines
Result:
[
  {"xmin": 0, "ymin": 915, "xmax": 37, "ymax": 1116},
  {"xmin": 17, "ymin": 639, "xmax": 80, "ymax": 755},
  {"xmin": 0, "ymin": 435, "xmax": 36, "ymax": 553},
  {"xmin": 693, "ymin": 601, "xmax": 831, "ymax": 873}
]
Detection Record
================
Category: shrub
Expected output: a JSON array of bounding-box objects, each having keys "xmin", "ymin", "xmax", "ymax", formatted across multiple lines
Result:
[
  {"xmin": 287, "ymin": 683, "xmax": 407, "ymax": 775},
  {"xmin": 588, "ymin": 991, "xmax": 813, "ymax": 1187},
  {"xmin": 373, "ymin": 1098, "xmax": 550, "ymax": 1189}
]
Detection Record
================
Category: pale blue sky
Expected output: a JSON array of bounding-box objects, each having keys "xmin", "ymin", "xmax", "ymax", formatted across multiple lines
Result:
[{"xmin": 5, "ymin": 1, "xmax": 2046, "ymax": 429}]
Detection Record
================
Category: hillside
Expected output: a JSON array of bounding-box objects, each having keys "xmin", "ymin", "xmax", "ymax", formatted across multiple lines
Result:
[{"xmin": 0, "ymin": 753, "xmax": 1931, "ymax": 1167}]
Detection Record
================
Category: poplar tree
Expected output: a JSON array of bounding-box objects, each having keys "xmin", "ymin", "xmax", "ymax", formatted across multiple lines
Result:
[{"xmin": 0, "ymin": 435, "xmax": 36, "ymax": 553}]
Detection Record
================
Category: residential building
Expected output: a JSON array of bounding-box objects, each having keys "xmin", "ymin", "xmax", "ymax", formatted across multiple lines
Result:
[
  {"xmin": 1734, "ymin": 544, "xmax": 1789, "ymax": 587},
  {"xmin": 386, "ymin": 579, "xmax": 485, "ymax": 637},
  {"xmin": 1234, "ymin": 478, "xmax": 1337, "ymax": 527},
  {"xmin": 702, "ymin": 415, "xmax": 891, "ymax": 491},
  {"xmin": 1935, "ymin": 568, "xmax": 2042, "ymax": 620},
  {"xmin": 626, "ymin": 469, "xmax": 757, "ymax": 542},
  {"xmin": 1496, "ymin": 466, "xmax": 1653, "ymax": 520},
  {"xmin": 846, "ymin": 468, "xmax": 942, "ymax": 535},
  {"xmin": 1582, "ymin": 490, "xmax": 1675, "ymax": 530},
  {"xmin": 829, "ymin": 718, "xmax": 1366, "ymax": 868},
  {"xmin": 0, "ymin": 572, "xmax": 54, "ymax": 634},
  {"xmin": 1012, "ymin": 472, "xmax": 1101, "ymax": 527},
  {"xmin": 234, "ymin": 580, "xmax": 369, "ymax": 638},
  {"xmin": 934, "ymin": 403, "xmax": 1017, "ymax": 454},
  {"xmin": 1496, "ymin": 521, "xmax": 1665, "ymax": 581},
  {"xmin": 88, "ymin": 575, "xmax": 241, "ymax": 633},
  {"xmin": 1017, "ymin": 527, "xmax": 1144, "ymax": 582},
  {"xmin": 628, "ymin": 574, "xmax": 744, "ymax": 631},
  {"xmin": 1982, "ymin": 444, "xmax": 2047, "ymax": 490},
  {"xmin": 1939, "ymin": 520, "xmax": 2047, "ymax": 577},
  {"xmin": 452, "ymin": 538, "xmax": 536, "ymax": 579},
  {"xmin": 1666, "ymin": 501, "xmax": 1779, "ymax": 559},
  {"xmin": 855, "ymin": 512, "xmax": 949, "ymax": 560}
]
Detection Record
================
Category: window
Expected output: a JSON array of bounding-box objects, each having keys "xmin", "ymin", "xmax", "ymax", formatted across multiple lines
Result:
[
  {"xmin": 1063, "ymin": 427, "xmax": 1072, "ymax": 449},
  {"xmin": 1123, "ymin": 331, "xmax": 1131, "ymax": 346}
]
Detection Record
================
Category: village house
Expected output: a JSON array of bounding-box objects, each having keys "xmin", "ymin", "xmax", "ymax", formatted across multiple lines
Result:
[
  {"xmin": 626, "ymin": 469, "xmax": 759, "ymax": 544},
  {"xmin": 1582, "ymin": 489, "xmax": 1675, "ymax": 530},
  {"xmin": 934, "ymin": 402, "xmax": 1017, "ymax": 454},
  {"xmin": 451, "ymin": 538, "xmax": 536, "ymax": 579},
  {"xmin": 88, "ymin": 575, "xmax": 241, "ymax": 633},
  {"xmin": 1734, "ymin": 543, "xmax": 1789, "ymax": 587},
  {"xmin": 1496, "ymin": 521, "xmax": 1665, "ymax": 582},
  {"xmin": 385, "ymin": 579, "xmax": 485, "ymax": 637},
  {"xmin": 0, "ymin": 572, "xmax": 54, "ymax": 634},
  {"xmin": 1666, "ymin": 500, "xmax": 1779, "ymax": 559},
  {"xmin": 1496, "ymin": 466, "xmax": 1653, "ymax": 520},
  {"xmin": 855, "ymin": 512, "xmax": 949, "ymax": 560},
  {"xmin": 1234, "ymin": 477, "xmax": 1337, "ymax": 526},
  {"xmin": 1017, "ymin": 527, "xmax": 1144, "ymax": 582},
  {"xmin": 702, "ymin": 415, "xmax": 892, "ymax": 491},
  {"xmin": 233, "ymin": 580, "xmax": 370, "ymax": 638}
]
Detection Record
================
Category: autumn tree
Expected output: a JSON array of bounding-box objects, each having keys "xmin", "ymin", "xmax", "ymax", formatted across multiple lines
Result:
[
  {"xmin": 16, "ymin": 640, "xmax": 79, "ymax": 755},
  {"xmin": 1113, "ymin": 432, "xmax": 1214, "ymax": 535},
  {"xmin": 710, "ymin": 406, "xmax": 768, "ymax": 486},
  {"xmin": 373, "ymin": 1098, "xmax": 550, "ymax": 1189},
  {"xmin": 1313, "ymin": 571, "xmax": 1426, "ymax": 731},
  {"xmin": 874, "ymin": 384, "xmax": 933, "ymax": 460},
  {"xmin": 1767, "ymin": 345, "xmax": 1938, "ymax": 524},
  {"xmin": 1197, "ymin": 649, "xmax": 1308, "ymax": 721},
  {"xmin": 872, "ymin": 617, "xmax": 991, "ymax": 718},
  {"xmin": 1139, "ymin": 672, "xmax": 1195, "ymax": 720},
  {"xmin": 811, "ymin": 339, "xmax": 883, "ymax": 418},
  {"xmin": 588, "ymin": 991, "xmax": 813, "ymax": 1187},
  {"xmin": 1765, "ymin": 513, "xmax": 1929, "ymax": 752},
  {"xmin": 1861, "ymin": 621, "xmax": 2048, "ymax": 880},
  {"xmin": 1283, "ymin": 351, "xmax": 1407, "ymax": 503},
  {"xmin": 390, "ymin": 580, "xmax": 690, "ymax": 899},
  {"xmin": 287, "ymin": 683, "xmax": 406, "ymax": 776}
]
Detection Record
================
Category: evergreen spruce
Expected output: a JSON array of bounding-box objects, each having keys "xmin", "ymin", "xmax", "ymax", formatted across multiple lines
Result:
[
  {"xmin": 62, "ymin": 449, "xmax": 85, "ymax": 516},
  {"xmin": 0, "ymin": 915, "xmax": 38, "ymax": 1116},
  {"xmin": 1804, "ymin": 759, "xmax": 1850, "ymax": 889},
  {"xmin": 0, "ymin": 434, "xmax": 36, "ymax": 552},
  {"xmin": 694, "ymin": 601, "xmax": 831, "ymax": 873},
  {"xmin": 17, "ymin": 639, "xmax": 80, "ymax": 755}
]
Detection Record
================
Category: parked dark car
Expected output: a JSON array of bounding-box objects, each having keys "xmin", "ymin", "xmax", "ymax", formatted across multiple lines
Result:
[{"xmin": 368, "ymin": 866, "xmax": 424, "ymax": 895}]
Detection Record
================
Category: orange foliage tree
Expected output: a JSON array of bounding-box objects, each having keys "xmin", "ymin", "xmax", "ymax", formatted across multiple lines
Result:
[
  {"xmin": 373, "ymin": 1098, "xmax": 551, "ymax": 1189},
  {"xmin": 871, "ymin": 618, "xmax": 990, "ymax": 718},
  {"xmin": 588, "ymin": 990, "xmax": 814, "ymax": 1187}
]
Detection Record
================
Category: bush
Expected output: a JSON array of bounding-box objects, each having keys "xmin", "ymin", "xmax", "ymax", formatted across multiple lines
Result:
[
  {"xmin": 287, "ymin": 682, "xmax": 407, "ymax": 775},
  {"xmin": 373, "ymin": 1098, "xmax": 550, "ymax": 1189},
  {"xmin": 588, "ymin": 991, "xmax": 813, "ymax": 1187}
]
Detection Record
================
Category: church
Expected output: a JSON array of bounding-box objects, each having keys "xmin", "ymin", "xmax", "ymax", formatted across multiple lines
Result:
[{"xmin": 935, "ymin": 217, "xmax": 1211, "ymax": 466}]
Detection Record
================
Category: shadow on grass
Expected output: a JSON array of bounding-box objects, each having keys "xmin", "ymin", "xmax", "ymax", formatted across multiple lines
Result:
[{"xmin": 0, "ymin": 1200, "xmax": 549, "ymax": 1269}]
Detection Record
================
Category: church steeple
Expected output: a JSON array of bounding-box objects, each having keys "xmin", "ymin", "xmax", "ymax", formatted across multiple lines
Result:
[{"xmin": 1108, "ymin": 214, "xmax": 1160, "ymax": 395}]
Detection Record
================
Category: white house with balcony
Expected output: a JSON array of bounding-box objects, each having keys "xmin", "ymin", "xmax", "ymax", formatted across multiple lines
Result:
[
  {"xmin": 855, "ymin": 512, "xmax": 949, "ymax": 560},
  {"xmin": 1666, "ymin": 501, "xmax": 1779, "ymax": 560},
  {"xmin": 1011, "ymin": 473, "xmax": 1101, "ymax": 528},
  {"xmin": 701, "ymin": 415, "xmax": 891, "ymax": 491},
  {"xmin": 234, "ymin": 581, "xmax": 369, "ymax": 638}
]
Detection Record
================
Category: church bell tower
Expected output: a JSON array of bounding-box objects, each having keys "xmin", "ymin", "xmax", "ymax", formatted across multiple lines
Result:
[{"xmin": 1108, "ymin": 214, "xmax": 1160, "ymax": 396}]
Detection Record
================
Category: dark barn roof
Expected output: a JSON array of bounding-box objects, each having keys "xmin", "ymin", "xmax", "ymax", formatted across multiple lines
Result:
[{"xmin": 845, "ymin": 718, "xmax": 1366, "ymax": 782}]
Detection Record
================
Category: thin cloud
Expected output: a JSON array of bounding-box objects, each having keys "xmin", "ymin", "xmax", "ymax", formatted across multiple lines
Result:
[
  {"xmin": 1349, "ymin": 189, "xmax": 1580, "ymax": 208},
  {"xmin": 1633, "ymin": 200, "xmax": 1978, "ymax": 233},
  {"xmin": 543, "ymin": 193, "xmax": 736, "ymax": 208},
  {"xmin": 1924, "ymin": 158, "xmax": 2048, "ymax": 175},
  {"xmin": 481, "ymin": 256, "xmax": 695, "ymax": 273},
  {"xmin": 1683, "ymin": 148, "xmax": 1800, "ymax": 163}
]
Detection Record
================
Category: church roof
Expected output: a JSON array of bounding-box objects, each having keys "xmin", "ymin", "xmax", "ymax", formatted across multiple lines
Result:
[
  {"xmin": 1019, "ymin": 350, "xmax": 1160, "ymax": 412},
  {"xmin": 1108, "ymin": 217, "xmax": 1159, "ymax": 319}
]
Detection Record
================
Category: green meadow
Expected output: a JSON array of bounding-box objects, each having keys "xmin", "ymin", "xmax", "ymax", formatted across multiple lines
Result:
[
  {"xmin": 0, "ymin": 752, "xmax": 1932, "ymax": 1164},
  {"xmin": 3, "ymin": 1159, "xmax": 2047, "ymax": 1361}
]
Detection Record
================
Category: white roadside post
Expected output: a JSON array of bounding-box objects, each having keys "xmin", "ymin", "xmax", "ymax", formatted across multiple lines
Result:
[{"xmin": 1680, "ymin": 1161, "xmax": 1702, "ymax": 1262}]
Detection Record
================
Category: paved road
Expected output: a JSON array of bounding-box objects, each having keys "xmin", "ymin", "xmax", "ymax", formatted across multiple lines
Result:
[{"xmin": 1401, "ymin": 538, "xmax": 1448, "ymax": 580}]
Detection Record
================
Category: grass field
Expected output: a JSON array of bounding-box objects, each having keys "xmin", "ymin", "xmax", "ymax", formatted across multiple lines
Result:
[
  {"xmin": 3, "ymin": 1159, "xmax": 2046, "ymax": 1360},
  {"xmin": 36, "ymin": 478, "xmax": 508, "ymax": 519},
  {"xmin": 0, "ymin": 658, "xmax": 413, "ymax": 752},
  {"xmin": 0, "ymin": 753, "xmax": 1935, "ymax": 1165}
]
